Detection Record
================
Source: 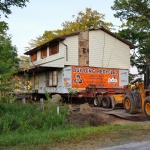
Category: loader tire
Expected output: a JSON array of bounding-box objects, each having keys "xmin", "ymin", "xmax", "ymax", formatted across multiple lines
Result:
[
  {"xmin": 101, "ymin": 96, "xmax": 111, "ymax": 108},
  {"xmin": 144, "ymin": 96, "xmax": 150, "ymax": 121},
  {"xmin": 123, "ymin": 94, "xmax": 138, "ymax": 114}
]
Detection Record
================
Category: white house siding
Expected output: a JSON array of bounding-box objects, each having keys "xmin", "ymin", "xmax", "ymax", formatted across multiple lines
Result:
[
  {"xmin": 40, "ymin": 57, "xmax": 64, "ymax": 68},
  {"xmin": 38, "ymin": 73, "xmax": 57, "ymax": 94},
  {"xmin": 35, "ymin": 67, "xmax": 71, "ymax": 94},
  {"xmin": 89, "ymin": 30, "xmax": 130, "ymax": 70},
  {"xmin": 57, "ymin": 66, "xmax": 71, "ymax": 93},
  {"xmin": 64, "ymin": 35, "xmax": 78, "ymax": 66},
  {"xmin": 30, "ymin": 44, "xmax": 65, "ymax": 68},
  {"xmin": 57, "ymin": 69, "xmax": 64, "ymax": 93}
]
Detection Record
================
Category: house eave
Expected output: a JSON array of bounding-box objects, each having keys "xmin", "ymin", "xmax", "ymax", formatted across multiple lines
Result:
[
  {"xmin": 24, "ymin": 37, "xmax": 66, "ymax": 55},
  {"xmin": 24, "ymin": 27, "xmax": 136, "ymax": 56},
  {"xmin": 18, "ymin": 66, "xmax": 61, "ymax": 75}
]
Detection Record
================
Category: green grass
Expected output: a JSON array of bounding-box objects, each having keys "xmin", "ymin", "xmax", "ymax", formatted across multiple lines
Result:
[
  {"xmin": 0, "ymin": 101, "xmax": 150, "ymax": 150},
  {"xmin": 0, "ymin": 102, "xmax": 68, "ymax": 134},
  {"xmin": 0, "ymin": 123, "xmax": 145, "ymax": 146}
]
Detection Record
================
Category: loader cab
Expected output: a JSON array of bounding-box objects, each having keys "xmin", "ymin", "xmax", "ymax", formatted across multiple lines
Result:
[{"xmin": 144, "ymin": 63, "xmax": 150, "ymax": 89}]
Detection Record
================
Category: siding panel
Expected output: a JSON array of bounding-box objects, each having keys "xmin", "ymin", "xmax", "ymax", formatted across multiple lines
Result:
[
  {"xmin": 30, "ymin": 44, "xmax": 65, "ymax": 68},
  {"xmin": 89, "ymin": 30, "xmax": 130, "ymax": 70},
  {"xmin": 64, "ymin": 35, "xmax": 78, "ymax": 66}
]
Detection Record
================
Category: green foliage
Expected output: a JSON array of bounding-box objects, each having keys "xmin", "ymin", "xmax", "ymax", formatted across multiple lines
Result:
[
  {"xmin": 27, "ymin": 30, "xmax": 60, "ymax": 49},
  {"xmin": 62, "ymin": 7, "xmax": 113, "ymax": 33},
  {"xmin": 0, "ymin": 21, "xmax": 8, "ymax": 35},
  {"xmin": 23, "ymin": 73, "xmax": 32, "ymax": 92},
  {"xmin": 0, "ymin": 0, "xmax": 29, "ymax": 18},
  {"xmin": 68, "ymin": 88, "xmax": 78, "ymax": 96},
  {"xmin": 0, "ymin": 35, "xmax": 19, "ymax": 99},
  {"xmin": 0, "ymin": 93, "xmax": 16, "ymax": 103},
  {"xmin": 0, "ymin": 102, "xmax": 68, "ymax": 135},
  {"xmin": 44, "ymin": 90, "xmax": 51, "ymax": 103},
  {"xmin": 27, "ymin": 7, "xmax": 114, "ymax": 49},
  {"xmin": 0, "ymin": 0, "xmax": 29, "ymax": 36},
  {"xmin": 0, "ymin": 36, "xmax": 19, "ymax": 74},
  {"xmin": 0, "ymin": 0, "xmax": 29, "ymax": 100},
  {"xmin": 19, "ymin": 55, "xmax": 29, "ymax": 68},
  {"xmin": 112, "ymin": 0, "xmax": 150, "ymax": 74},
  {"xmin": 0, "ymin": 120, "xmax": 146, "ymax": 147}
]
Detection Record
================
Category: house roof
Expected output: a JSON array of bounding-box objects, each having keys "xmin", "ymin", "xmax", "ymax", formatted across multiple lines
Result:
[
  {"xmin": 24, "ymin": 36, "xmax": 66, "ymax": 55},
  {"xmin": 24, "ymin": 27, "xmax": 136, "ymax": 55}
]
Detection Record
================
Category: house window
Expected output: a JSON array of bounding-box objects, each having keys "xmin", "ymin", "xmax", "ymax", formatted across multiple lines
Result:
[
  {"xmin": 49, "ymin": 44, "xmax": 59, "ymax": 56},
  {"xmin": 31, "ymin": 53, "xmax": 37, "ymax": 62},
  {"xmin": 46, "ymin": 71, "xmax": 58, "ymax": 86},
  {"xmin": 41, "ymin": 48, "xmax": 47, "ymax": 59}
]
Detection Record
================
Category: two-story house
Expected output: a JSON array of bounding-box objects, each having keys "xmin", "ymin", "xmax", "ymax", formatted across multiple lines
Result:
[{"xmin": 20, "ymin": 27, "xmax": 135, "ymax": 100}]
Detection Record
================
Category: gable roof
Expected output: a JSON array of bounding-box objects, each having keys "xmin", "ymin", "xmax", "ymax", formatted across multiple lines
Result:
[{"xmin": 24, "ymin": 27, "xmax": 136, "ymax": 55}]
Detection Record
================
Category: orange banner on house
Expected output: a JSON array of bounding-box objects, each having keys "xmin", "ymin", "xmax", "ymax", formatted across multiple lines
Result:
[{"xmin": 72, "ymin": 66, "xmax": 119, "ymax": 88}]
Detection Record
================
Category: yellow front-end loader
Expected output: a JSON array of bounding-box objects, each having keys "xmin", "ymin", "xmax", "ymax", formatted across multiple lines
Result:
[{"xmin": 123, "ymin": 63, "xmax": 150, "ymax": 120}]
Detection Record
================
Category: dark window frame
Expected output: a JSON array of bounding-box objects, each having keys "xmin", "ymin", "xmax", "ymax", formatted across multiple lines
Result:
[
  {"xmin": 49, "ymin": 44, "xmax": 59, "ymax": 56},
  {"xmin": 31, "ymin": 52, "xmax": 37, "ymax": 62},
  {"xmin": 41, "ymin": 48, "xmax": 47, "ymax": 59},
  {"xmin": 46, "ymin": 71, "xmax": 58, "ymax": 87}
]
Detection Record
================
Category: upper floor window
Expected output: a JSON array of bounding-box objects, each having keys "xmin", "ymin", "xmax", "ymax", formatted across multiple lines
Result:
[
  {"xmin": 31, "ymin": 53, "xmax": 37, "ymax": 62},
  {"xmin": 41, "ymin": 48, "xmax": 47, "ymax": 59},
  {"xmin": 49, "ymin": 44, "xmax": 59, "ymax": 56}
]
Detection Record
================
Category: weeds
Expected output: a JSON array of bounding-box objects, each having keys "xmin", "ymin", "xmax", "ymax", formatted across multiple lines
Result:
[
  {"xmin": 0, "ymin": 98, "xmax": 150, "ymax": 149},
  {"xmin": 0, "ymin": 122, "xmax": 147, "ymax": 147},
  {"xmin": 0, "ymin": 101, "xmax": 68, "ymax": 135}
]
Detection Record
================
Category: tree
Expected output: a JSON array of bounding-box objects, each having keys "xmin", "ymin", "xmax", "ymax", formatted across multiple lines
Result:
[
  {"xmin": 0, "ymin": 0, "xmax": 29, "ymax": 17},
  {"xmin": 112, "ymin": 0, "xmax": 150, "ymax": 74},
  {"xmin": 19, "ymin": 55, "xmax": 29, "ymax": 68},
  {"xmin": 0, "ymin": 0, "xmax": 29, "ymax": 101},
  {"xmin": 0, "ymin": 35, "xmax": 19, "ymax": 99},
  {"xmin": 0, "ymin": 21, "xmax": 8, "ymax": 35},
  {"xmin": 26, "ymin": 30, "xmax": 61, "ymax": 49},
  {"xmin": 62, "ymin": 8, "xmax": 113, "ymax": 33},
  {"xmin": 27, "ymin": 7, "xmax": 114, "ymax": 49},
  {"xmin": 0, "ymin": 0, "xmax": 29, "ymax": 34}
]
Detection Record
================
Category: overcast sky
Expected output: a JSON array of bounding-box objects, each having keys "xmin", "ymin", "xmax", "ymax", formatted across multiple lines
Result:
[{"xmin": 2, "ymin": 0, "xmax": 122, "ymax": 56}]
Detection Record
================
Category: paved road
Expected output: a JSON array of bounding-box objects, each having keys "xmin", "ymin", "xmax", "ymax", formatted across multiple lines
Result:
[{"xmin": 98, "ymin": 140, "xmax": 150, "ymax": 150}]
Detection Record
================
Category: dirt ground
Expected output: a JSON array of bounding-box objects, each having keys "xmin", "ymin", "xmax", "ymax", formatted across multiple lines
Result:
[
  {"xmin": 65, "ymin": 103, "xmax": 138, "ymax": 126},
  {"xmin": 48, "ymin": 103, "xmax": 150, "ymax": 150}
]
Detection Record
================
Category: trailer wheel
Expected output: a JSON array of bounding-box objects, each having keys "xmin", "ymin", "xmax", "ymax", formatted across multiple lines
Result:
[
  {"xmin": 111, "ymin": 97, "xmax": 116, "ymax": 110},
  {"xmin": 93, "ymin": 95, "xmax": 102, "ymax": 107},
  {"xmin": 144, "ymin": 96, "xmax": 150, "ymax": 121},
  {"xmin": 93, "ymin": 99, "xmax": 99, "ymax": 107},
  {"xmin": 34, "ymin": 94, "xmax": 40, "ymax": 101},
  {"xmin": 101, "ymin": 96, "xmax": 111, "ymax": 108},
  {"xmin": 123, "ymin": 94, "xmax": 138, "ymax": 114}
]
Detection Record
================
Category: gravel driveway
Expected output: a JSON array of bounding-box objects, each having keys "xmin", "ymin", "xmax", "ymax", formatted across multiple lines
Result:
[{"xmin": 99, "ymin": 140, "xmax": 150, "ymax": 150}]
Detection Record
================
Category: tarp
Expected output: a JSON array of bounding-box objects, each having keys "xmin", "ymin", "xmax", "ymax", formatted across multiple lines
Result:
[{"xmin": 72, "ymin": 66, "xmax": 119, "ymax": 88}]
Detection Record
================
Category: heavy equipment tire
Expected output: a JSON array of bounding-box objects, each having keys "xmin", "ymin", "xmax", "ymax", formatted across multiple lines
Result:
[
  {"xmin": 101, "ymin": 96, "xmax": 111, "ymax": 108},
  {"xmin": 93, "ymin": 95, "xmax": 102, "ymax": 107},
  {"xmin": 144, "ymin": 96, "xmax": 150, "ymax": 121},
  {"xmin": 123, "ymin": 94, "xmax": 138, "ymax": 114}
]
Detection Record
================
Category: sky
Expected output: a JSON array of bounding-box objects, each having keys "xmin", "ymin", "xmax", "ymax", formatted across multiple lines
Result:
[
  {"xmin": 1, "ymin": 0, "xmax": 138, "ymax": 74},
  {"xmin": 2, "ymin": 0, "xmax": 122, "ymax": 56}
]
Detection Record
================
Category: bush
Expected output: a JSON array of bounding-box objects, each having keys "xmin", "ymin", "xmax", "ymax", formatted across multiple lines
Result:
[{"xmin": 0, "ymin": 101, "xmax": 68, "ymax": 134}]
